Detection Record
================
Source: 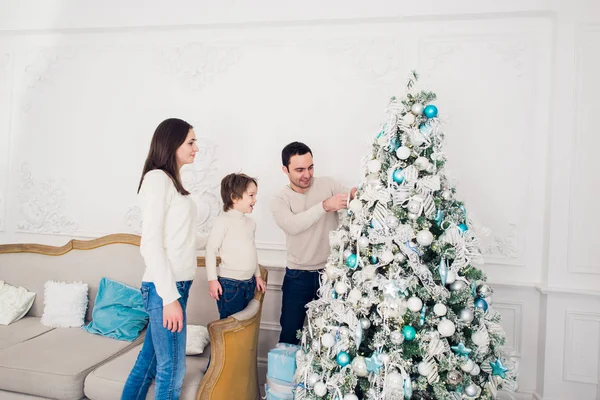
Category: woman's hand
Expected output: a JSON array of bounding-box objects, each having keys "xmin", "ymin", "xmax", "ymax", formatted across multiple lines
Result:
[
  {"xmin": 208, "ymin": 280, "xmax": 223, "ymax": 300},
  {"xmin": 163, "ymin": 300, "xmax": 184, "ymax": 333}
]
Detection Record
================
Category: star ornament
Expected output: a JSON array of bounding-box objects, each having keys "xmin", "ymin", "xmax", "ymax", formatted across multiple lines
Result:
[
  {"xmin": 365, "ymin": 352, "xmax": 383, "ymax": 374},
  {"xmin": 382, "ymin": 279, "xmax": 400, "ymax": 299},
  {"xmin": 490, "ymin": 358, "xmax": 509, "ymax": 378},
  {"xmin": 451, "ymin": 342, "xmax": 472, "ymax": 358}
]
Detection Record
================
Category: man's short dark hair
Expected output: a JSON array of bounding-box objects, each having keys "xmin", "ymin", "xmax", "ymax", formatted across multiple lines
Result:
[{"xmin": 281, "ymin": 142, "xmax": 313, "ymax": 169}]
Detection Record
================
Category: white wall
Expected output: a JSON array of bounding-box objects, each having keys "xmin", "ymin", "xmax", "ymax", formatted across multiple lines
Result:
[{"xmin": 0, "ymin": 1, "xmax": 599, "ymax": 399}]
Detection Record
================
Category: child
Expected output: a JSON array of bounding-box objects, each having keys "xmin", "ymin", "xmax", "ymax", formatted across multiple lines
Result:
[{"xmin": 205, "ymin": 173, "xmax": 266, "ymax": 318}]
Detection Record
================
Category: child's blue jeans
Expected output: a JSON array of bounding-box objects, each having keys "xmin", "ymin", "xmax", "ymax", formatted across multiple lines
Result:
[{"xmin": 216, "ymin": 276, "xmax": 256, "ymax": 319}]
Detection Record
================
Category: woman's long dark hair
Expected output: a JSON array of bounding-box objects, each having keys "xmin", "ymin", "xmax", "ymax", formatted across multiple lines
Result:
[{"xmin": 137, "ymin": 118, "xmax": 193, "ymax": 195}]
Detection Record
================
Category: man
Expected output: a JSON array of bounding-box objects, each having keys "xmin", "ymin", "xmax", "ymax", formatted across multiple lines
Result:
[{"xmin": 270, "ymin": 141, "xmax": 356, "ymax": 344}]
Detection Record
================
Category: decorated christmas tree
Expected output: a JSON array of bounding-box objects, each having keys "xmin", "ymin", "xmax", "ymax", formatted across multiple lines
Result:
[{"xmin": 294, "ymin": 72, "xmax": 519, "ymax": 400}]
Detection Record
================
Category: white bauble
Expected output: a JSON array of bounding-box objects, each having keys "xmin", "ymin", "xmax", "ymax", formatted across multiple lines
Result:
[
  {"xmin": 461, "ymin": 359, "xmax": 475, "ymax": 373},
  {"xmin": 418, "ymin": 361, "xmax": 433, "ymax": 376},
  {"xmin": 380, "ymin": 250, "xmax": 394, "ymax": 264},
  {"xmin": 321, "ymin": 333, "xmax": 335, "ymax": 348},
  {"xmin": 403, "ymin": 113, "xmax": 416, "ymax": 125},
  {"xmin": 379, "ymin": 353, "xmax": 390, "ymax": 364},
  {"xmin": 313, "ymin": 382, "xmax": 327, "ymax": 397},
  {"xmin": 334, "ymin": 281, "xmax": 348, "ymax": 295},
  {"xmin": 390, "ymin": 330, "xmax": 405, "ymax": 345},
  {"xmin": 340, "ymin": 327, "xmax": 351, "ymax": 337},
  {"xmin": 408, "ymin": 212, "xmax": 419, "ymax": 220},
  {"xmin": 314, "ymin": 317, "xmax": 325, "ymax": 329},
  {"xmin": 395, "ymin": 252, "xmax": 407, "ymax": 263},
  {"xmin": 349, "ymin": 199, "xmax": 362, "ymax": 213},
  {"xmin": 351, "ymin": 356, "xmax": 369, "ymax": 377},
  {"xmin": 437, "ymin": 319, "xmax": 456, "ymax": 337},
  {"xmin": 329, "ymin": 231, "xmax": 343, "ymax": 247},
  {"xmin": 396, "ymin": 146, "xmax": 411, "ymax": 160},
  {"xmin": 360, "ymin": 318, "xmax": 371, "ymax": 329},
  {"xmin": 465, "ymin": 384, "xmax": 479, "ymax": 397},
  {"xmin": 385, "ymin": 371, "xmax": 404, "ymax": 390},
  {"xmin": 416, "ymin": 230, "xmax": 434, "ymax": 246},
  {"xmin": 325, "ymin": 266, "xmax": 337, "ymax": 280},
  {"xmin": 308, "ymin": 373, "xmax": 320, "ymax": 386},
  {"xmin": 485, "ymin": 295, "xmax": 493, "ymax": 305},
  {"xmin": 414, "ymin": 156, "xmax": 430, "ymax": 171},
  {"xmin": 407, "ymin": 297, "xmax": 423, "ymax": 312},
  {"xmin": 347, "ymin": 288, "xmax": 362, "ymax": 303},
  {"xmin": 446, "ymin": 270, "xmax": 457, "ymax": 284},
  {"xmin": 358, "ymin": 236, "xmax": 370, "ymax": 249},
  {"xmin": 470, "ymin": 364, "xmax": 481, "ymax": 376},
  {"xmin": 471, "ymin": 331, "xmax": 488, "ymax": 347},
  {"xmin": 367, "ymin": 159, "xmax": 382, "ymax": 173},
  {"xmin": 367, "ymin": 174, "xmax": 380, "ymax": 186},
  {"xmin": 410, "ymin": 131, "xmax": 425, "ymax": 147},
  {"xmin": 433, "ymin": 303, "xmax": 447, "ymax": 316},
  {"xmin": 385, "ymin": 215, "xmax": 399, "ymax": 229},
  {"xmin": 344, "ymin": 395, "xmax": 359, "ymax": 400},
  {"xmin": 441, "ymin": 190, "xmax": 452, "ymax": 200},
  {"xmin": 343, "ymin": 249, "xmax": 353, "ymax": 259},
  {"xmin": 411, "ymin": 103, "xmax": 424, "ymax": 115}
]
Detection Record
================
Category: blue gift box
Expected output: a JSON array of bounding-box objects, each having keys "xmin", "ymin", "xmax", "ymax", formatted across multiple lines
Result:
[
  {"xmin": 265, "ymin": 376, "xmax": 294, "ymax": 400},
  {"xmin": 267, "ymin": 343, "xmax": 299, "ymax": 383}
]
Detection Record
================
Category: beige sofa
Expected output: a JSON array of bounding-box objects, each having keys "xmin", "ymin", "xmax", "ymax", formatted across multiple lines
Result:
[{"xmin": 0, "ymin": 234, "xmax": 267, "ymax": 400}]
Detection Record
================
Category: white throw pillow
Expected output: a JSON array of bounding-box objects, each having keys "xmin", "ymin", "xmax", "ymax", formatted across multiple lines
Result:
[
  {"xmin": 41, "ymin": 281, "xmax": 89, "ymax": 328},
  {"xmin": 0, "ymin": 280, "xmax": 36, "ymax": 325},
  {"xmin": 186, "ymin": 325, "xmax": 210, "ymax": 355}
]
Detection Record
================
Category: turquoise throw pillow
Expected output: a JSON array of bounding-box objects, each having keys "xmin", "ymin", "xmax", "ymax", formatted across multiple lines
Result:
[{"xmin": 82, "ymin": 277, "xmax": 148, "ymax": 342}]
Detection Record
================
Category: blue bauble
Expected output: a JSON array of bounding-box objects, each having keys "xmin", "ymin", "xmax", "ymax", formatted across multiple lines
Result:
[
  {"xmin": 458, "ymin": 223, "xmax": 469, "ymax": 233},
  {"xmin": 336, "ymin": 351, "xmax": 351, "ymax": 367},
  {"xmin": 370, "ymin": 255, "xmax": 379, "ymax": 264},
  {"xmin": 423, "ymin": 105, "xmax": 438, "ymax": 119},
  {"xmin": 392, "ymin": 169, "xmax": 405, "ymax": 184},
  {"xmin": 402, "ymin": 326, "xmax": 417, "ymax": 341},
  {"xmin": 346, "ymin": 253, "xmax": 358, "ymax": 269},
  {"xmin": 331, "ymin": 290, "xmax": 338, "ymax": 300},
  {"xmin": 390, "ymin": 137, "xmax": 401, "ymax": 151},
  {"xmin": 474, "ymin": 297, "xmax": 489, "ymax": 312},
  {"xmin": 434, "ymin": 209, "xmax": 445, "ymax": 227}
]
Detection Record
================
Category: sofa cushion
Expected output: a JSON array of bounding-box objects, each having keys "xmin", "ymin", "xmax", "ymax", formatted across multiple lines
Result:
[
  {"xmin": 82, "ymin": 277, "xmax": 148, "ymax": 342},
  {"xmin": 0, "ymin": 280, "xmax": 36, "ymax": 325},
  {"xmin": 0, "ymin": 326, "xmax": 142, "ymax": 399},
  {"xmin": 84, "ymin": 343, "xmax": 209, "ymax": 400},
  {"xmin": 0, "ymin": 316, "xmax": 54, "ymax": 350}
]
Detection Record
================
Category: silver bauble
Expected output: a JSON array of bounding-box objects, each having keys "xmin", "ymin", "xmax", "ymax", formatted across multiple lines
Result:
[
  {"xmin": 351, "ymin": 356, "xmax": 369, "ymax": 377},
  {"xmin": 390, "ymin": 330, "xmax": 405, "ymax": 344},
  {"xmin": 360, "ymin": 318, "xmax": 371, "ymax": 329},
  {"xmin": 477, "ymin": 284, "xmax": 494, "ymax": 298},
  {"xmin": 459, "ymin": 308, "xmax": 475, "ymax": 323},
  {"xmin": 450, "ymin": 280, "xmax": 467, "ymax": 291},
  {"xmin": 447, "ymin": 370, "xmax": 463, "ymax": 385}
]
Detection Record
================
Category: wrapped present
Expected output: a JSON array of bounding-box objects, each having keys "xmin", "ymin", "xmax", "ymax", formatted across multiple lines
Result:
[
  {"xmin": 265, "ymin": 376, "xmax": 294, "ymax": 400},
  {"xmin": 267, "ymin": 343, "xmax": 299, "ymax": 383}
]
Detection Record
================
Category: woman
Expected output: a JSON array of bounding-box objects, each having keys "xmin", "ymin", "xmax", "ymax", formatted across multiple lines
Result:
[{"xmin": 122, "ymin": 118, "xmax": 200, "ymax": 400}]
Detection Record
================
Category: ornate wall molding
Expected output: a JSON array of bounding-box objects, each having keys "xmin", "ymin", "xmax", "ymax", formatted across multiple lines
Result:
[
  {"xmin": 15, "ymin": 163, "xmax": 78, "ymax": 234},
  {"xmin": 158, "ymin": 43, "xmax": 240, "ymax": 91}
]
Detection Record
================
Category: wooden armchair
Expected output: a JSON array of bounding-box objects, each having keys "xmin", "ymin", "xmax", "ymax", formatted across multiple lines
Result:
[{"xmin": 196, "ymin": 261, "xmax": 268, "ymax": 400}]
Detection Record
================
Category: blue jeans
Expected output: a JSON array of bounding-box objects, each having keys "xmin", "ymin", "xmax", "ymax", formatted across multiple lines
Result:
[
  {"xmin": 216, "ymin": 276, "xmax": 256, "ymax": 319},
  {"xmin": 279, "ymin": 268, "xmax": 321, "ymax": 345},
  {"xmin": 121, "ymin": 281, "xmax": 192, "ymax": 400}
]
